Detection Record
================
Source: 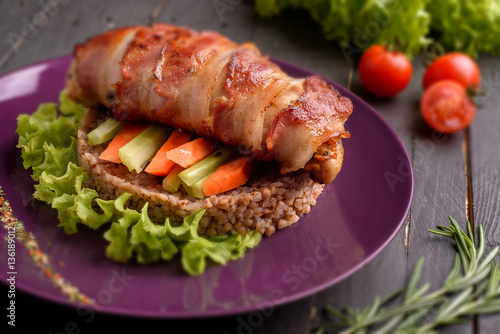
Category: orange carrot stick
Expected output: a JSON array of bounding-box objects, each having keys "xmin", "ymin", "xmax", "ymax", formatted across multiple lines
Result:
[
  {"xmin": 99, "ymin": 122, "xmax": 149, "ymax": 163},
  {"xmin": 202, "ymin": 156, "xmax": 258, "ymax": 196},
  {"xmin": 145, "ymin": 129, "xmax": 193, "ymax": 176},
  {"xmin": 166, "ymin": 137, "xmax": 216, "ymax": 168}
]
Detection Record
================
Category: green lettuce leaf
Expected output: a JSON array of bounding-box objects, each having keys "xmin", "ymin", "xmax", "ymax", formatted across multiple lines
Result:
[
  {"xmin": 31, "ymin": 139, "xmax": 78, "ymax": 180},
  {"xmin": 50, "ymin": 188, "xmax": 111, "ymax": 234},
  {"xmin": 59, "ymin": 89, "xmax": 86, "ymax": 120},
  {"xmin": 103, "ymin": 192, "xmax": 141, "ymax": 262},
  {"xmin": 165, "ymin": 216, "xmax": 192, "ymax": 241},
  {"xmin": 229, "ymin": 231, "xmax": 263, "ymax": 260},
  {"xmin": 74, "ymin": 190, "xmax": 115, "ymax": 229},
  {"xmin": 16, "ymin": 95, "xmax": 81, "ymax": 176},
  {"xmin": 129, "ymin": 203, "xmax": 178, "ymax": 263},
  {"xmin": 103, "ymin": 222, "xmax": 134, "ymax": 262},
  {"xmin": 50, "ymin": 193, "xmax": 81, "ymax": 234},
  {"xmin": 254, "ymin": 0, "xmax": 431, "ymax": 57},
  {"xmin": 17, "ymin": 103, "xmax": 60, "ymax": 170},
  {"xmin": 254, "ymin": 0, "xmax": 500, "ymax": 56},
  {"xmin": 178, "ymin": 210, "xmax": 262, "ymax": 275},
  {"xmin": 181, "ymin": 241, "xmax": 208, "ymax": 276},
  {"xmin": 33, "ymin": 162, "xmax": 89, "ymax": 203},
  {"xmin": 427, "ymin": 0, "xmax": 500, "ymax": 56}
]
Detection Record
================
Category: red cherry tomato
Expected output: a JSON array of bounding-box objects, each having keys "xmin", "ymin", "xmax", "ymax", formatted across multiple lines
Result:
[
  {"xmin": 358, "ymin": 45, "xmax": 413, "ymax": 98},
  {"xmin": 420, "ymin": 80, "xmax": 476, "ymax": 134},
  {"xmin": 423, "ymin": 52, "xmax": 480, "ymax": 89}
]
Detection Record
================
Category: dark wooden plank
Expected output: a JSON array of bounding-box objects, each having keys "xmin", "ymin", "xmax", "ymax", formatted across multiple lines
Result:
[
  {"xmin": 471, "ymin": 55, "xmax": 500, "ymax": 333},
  {"xmin": 394, "ymin": 62, "xmax": 472, "ymax": 334},
  {"xmin": 251, "ymin": 11, "xmax": 351, "ymax": 87},
  {"xmin": 408, "ymin": 133, "xmax": 472, "ymax": 334},
  {"xmin": 0, "ymin": 0, "xmax": 161, "ymax": 75},
  {"xmin": 156, "ymin": 0, "xmax": 256, "ymax": 42},
  {"xmin": 0, "ymin": 0, "xmax": 44, "ymax": 70}
]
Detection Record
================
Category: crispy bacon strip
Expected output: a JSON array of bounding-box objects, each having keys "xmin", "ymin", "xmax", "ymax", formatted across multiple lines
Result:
[{"xmin": 66, "ymin": 24, "xmax": 352, "ymax": 183}]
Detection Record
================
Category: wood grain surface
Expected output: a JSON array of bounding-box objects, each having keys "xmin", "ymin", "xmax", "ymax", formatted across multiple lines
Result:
[{"xmin": 1, "ymin": 1, "xmax": 499, "ymax": 333}]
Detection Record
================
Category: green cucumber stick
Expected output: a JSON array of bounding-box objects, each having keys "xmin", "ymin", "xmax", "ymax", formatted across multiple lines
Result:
[
  {"xmin": 162, "ymin": 165, "xmax": 184, "ymax": 193},
  {"xmin": 87, "ymin": 118, "xmax": 123, "ymax": 146},
  {"xmin": 178, "ymin": 146, "xmax": 235, "ymax": 186},
  {"xmin": 119, "ymin": 123, "xmax": 172, "ymax": 173},
  {"xmin": 182, "ymin": 174, "xmax": 210, "ymax": 199}
]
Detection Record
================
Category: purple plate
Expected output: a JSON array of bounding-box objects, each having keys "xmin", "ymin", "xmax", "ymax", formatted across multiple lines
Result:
[{"xmin": 0, "ymin": 55, "xmax": 413, "ymax": 318}]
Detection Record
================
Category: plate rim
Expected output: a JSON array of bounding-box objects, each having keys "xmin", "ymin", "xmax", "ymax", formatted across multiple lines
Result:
[{"xmin": 0, "ymin": 54, "xmax": 414, "ymax": 318}]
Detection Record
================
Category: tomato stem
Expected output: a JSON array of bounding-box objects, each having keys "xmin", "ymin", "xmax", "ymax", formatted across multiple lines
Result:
[{"xmin": 422, "ymin": 42, "xmax": 446, "ymax": 67}]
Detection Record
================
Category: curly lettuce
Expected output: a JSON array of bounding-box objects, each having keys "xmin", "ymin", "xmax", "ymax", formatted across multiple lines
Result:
[
  {"xmin": 254, "ymin": 0, "xmax": 500, "ymax": 56},
  {"xmin": 254, "ymin": 0, "xmax": 431, "ymax": 57},
  {"xmin": 16, "ymin": 92, "xmax": 261, "ymax": 275},
  {"xmin": 427, "ymin": 0, "xmax": 500, "ymax": 56}
]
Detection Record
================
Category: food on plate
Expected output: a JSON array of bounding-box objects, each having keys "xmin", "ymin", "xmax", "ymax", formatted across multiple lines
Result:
[
  {"xmin": 420, "ymin": 80, "xmax": 476, "ymax": 133},
  {"xmin": 66, "ymin": 23, "xmax": 353, "ymax": 237},
  {"xmin": 423, "ymin": 52, "xmax": 481, "ymax": 90},
  {"xmin": 16, "ymin": 24, "xmax": 353, "ymax": 274},
  {"xmin": 18, "ymin": 93, "xmax": 264, "ymax": 276},
  {"xmin": 67, "ymin": 23, "xmax": 351, "ymax": 182},
  {"xmin": 358, "ymin": 45, "xmax": 413, "ymax": 98}
]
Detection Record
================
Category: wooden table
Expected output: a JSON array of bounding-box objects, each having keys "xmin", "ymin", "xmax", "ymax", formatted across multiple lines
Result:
[{"xmin": 1, "ymin": 1, "xmax": 499, "ymax": 333}]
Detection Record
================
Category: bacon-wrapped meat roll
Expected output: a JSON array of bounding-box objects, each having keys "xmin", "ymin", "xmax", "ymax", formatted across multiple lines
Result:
[{"xmin": 66, "ymin": 23, "xmax": 352, "ymax": 183}]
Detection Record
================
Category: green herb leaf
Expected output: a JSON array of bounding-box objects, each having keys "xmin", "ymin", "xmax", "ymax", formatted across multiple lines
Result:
[{"xmin": 315, "ymin": 218, "xmax": 500, "ymax": 333}]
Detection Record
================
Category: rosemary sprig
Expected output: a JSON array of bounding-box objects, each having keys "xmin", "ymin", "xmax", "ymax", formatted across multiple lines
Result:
[{"xmin": 314, "ymin": 216, "xmax": 500, "ymax": 334}]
